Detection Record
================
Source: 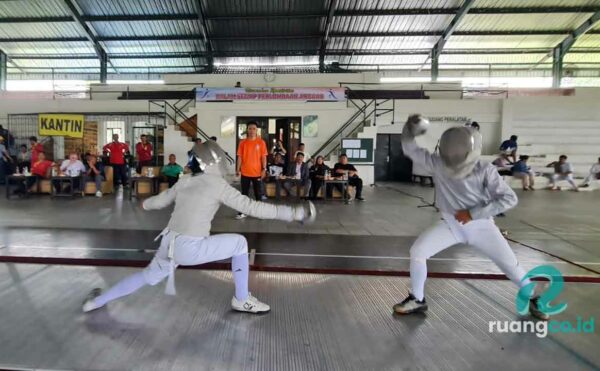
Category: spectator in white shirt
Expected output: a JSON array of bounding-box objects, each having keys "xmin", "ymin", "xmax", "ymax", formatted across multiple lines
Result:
[
  {"xmin": 580, "ymin": 157, "xmax": 600, "ymax": 188},
  {"xmin": 54, "ymin": 152, "xmax": 86, "ymax": 193},
  {"xmin": 546, "ymin": 155, "xmax": 578, "ymax": 191}
]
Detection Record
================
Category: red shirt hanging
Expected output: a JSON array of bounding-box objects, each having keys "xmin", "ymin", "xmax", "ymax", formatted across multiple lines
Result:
[{"xmin": 103, "ymin": 141, "xmax": 130, "ymax": 165}]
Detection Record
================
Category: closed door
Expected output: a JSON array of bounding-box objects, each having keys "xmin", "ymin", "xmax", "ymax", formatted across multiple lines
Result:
[{"xmin": 375, "ymin": 134, "xmax": 412, "ymax": 182}]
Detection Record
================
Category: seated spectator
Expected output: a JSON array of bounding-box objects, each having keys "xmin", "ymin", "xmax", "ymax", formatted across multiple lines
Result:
[
  {"xmin": 54, "ymin": 152, "xmax": 86, "ymax": 194},
  {"xmin": 294, "ymin": 143, "xmax": 311, "ymax": 163},
  {"xmin": 277, "ymin": 152, "xmax": 310, "ymax": 198},
  {"xmin": 85, "ymin": 154, "xmax": 105, "ymax": 197},
  {"xmin": 16, "ymin": 152, "xmax": 53, "ymax": 194},
  {"xmin": 16, "ymin": 144, "xmax": 31, "ymax": 173},
  {"xmin": 546, "ymin": 155, "xmax": 578, "ymax": 191},
  {"xmin": 308, "ymin": 156, "xmax": 330, "ymax": 199},
  {"xmin": 512, "ymin": 155, "xmax": 535, "ymax": 191},
  {"xmin": 580, "ymin": 157, "xmax": 600, "ymax": 188},
  {"xmin": 266, "ymin": 153, "xmax": 287, "ymax": 182},
  {"xmin": 327, "ymin": 154, "xmax": 364, "ymax": 201},
  {"xmin": 0, "ymin": 135, "xmax": 13, "ymax": 184},
  {"xmin": 470, "ymin": 121, "xmax": 480, "ymax": 131},
  {"xmin": 161, "ymin": 154, "xmax": 184, "ymax": 188},
  {"xmin": 492, "ymin": 153, "xmax": 513, "ymax": 176},
  {"xmin": 499, "ymin": 135, "xmax": 518, "ymax": 162}
]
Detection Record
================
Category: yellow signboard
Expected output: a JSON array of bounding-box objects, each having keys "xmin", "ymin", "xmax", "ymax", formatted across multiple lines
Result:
[{"xmin": 38, "ymin": 114, "xmax": 84, "ymax": 138}]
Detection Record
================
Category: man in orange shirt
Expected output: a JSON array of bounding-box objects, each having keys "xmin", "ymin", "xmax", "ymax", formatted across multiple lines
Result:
[{"xmin": 235, "ymin": 122, "xmax": 267, "ymax": 219}]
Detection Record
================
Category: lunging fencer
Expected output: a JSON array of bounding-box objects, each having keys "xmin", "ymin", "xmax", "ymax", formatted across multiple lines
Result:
[
  {"xmin": 83, "ymin": 140, "xmax": 316, "ymax": 314},
  {"xmin": 393, "ymin": 114, "xmax": 548, "ymax": 320}
]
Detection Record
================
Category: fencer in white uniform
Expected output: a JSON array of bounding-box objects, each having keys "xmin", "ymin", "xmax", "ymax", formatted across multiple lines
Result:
[
  {"xmin": 83, "ymin": 140, "xmax": 316, "ymax": 314},
  {"xmin": 393, "ymin": 114, "xmax": 547, "ymax": 320}
]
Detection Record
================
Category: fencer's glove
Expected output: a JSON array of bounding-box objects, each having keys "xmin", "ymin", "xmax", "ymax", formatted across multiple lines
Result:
[
  {"xmin": 292, "ymin": 201, "xmax": 317, "ymax": 224},
  {"xmin": 402, "ymin": 114, "xmax": 430, "ymax": 139}
]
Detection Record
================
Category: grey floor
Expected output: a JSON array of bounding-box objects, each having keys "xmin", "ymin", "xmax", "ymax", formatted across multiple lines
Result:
[
  {"xmin": 0, "ymin": 264, "xmax": 598, "ymax": 371},
  {"xmin": 0, "ymin": 182, "xmax": 599, "ymax": 370}
]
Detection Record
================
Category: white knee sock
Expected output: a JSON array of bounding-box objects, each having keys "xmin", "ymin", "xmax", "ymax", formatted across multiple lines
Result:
[
  {"xmin": 410, "ymin": 258, "xmax": 427, "ymax": 301},
  {"xmin": 94, "ymin": 271, "xmax": 148, "ymax": 308},
  {"xmin": 232, "ymin": 254, "xmax": 249, "ymax": 301}
]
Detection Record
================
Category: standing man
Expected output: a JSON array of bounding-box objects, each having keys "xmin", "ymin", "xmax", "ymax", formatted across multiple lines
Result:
[
  {"xmin": 0, "ymin": 136, "xmax": 14, "ymax": 185},
  {"xmin": 236, "ymin": 122, "xmax": 267, "ymax": 219},
  {"xmin": 135, "ymin": 134, "xmax": 153, "ymax": 174},
  {"xmin": 29, "ymin": 136, "xmax": 44, "ymax": 166},
  {"xmin": 103, "ymin": 134, "xmax": 130, "ymax": 189}
]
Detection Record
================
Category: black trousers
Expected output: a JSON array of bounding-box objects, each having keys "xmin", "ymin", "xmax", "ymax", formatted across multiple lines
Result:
[
  {"xmin": 309, "ymin": 178, "xmax": 324, "ymax": 199},
  {"xmin": 112, "ymin": 164, "xmax": 128, "ymax": 187},
  {"xmin": 241, "ymin": 175, "xmax": 262, "ymax": 200},
  {"xmin": 165, "ymin": 175, "xmax": 179, "ymax": 188},
  {"xmin": 326, "ymin": 176, "xmax": 363, "ymax": 198}
]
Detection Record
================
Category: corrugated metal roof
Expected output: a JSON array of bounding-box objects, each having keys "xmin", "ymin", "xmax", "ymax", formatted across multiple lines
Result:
[
  {"xmin": 0, "ymin": 22, "xmax": 84, "ymax": 39},
  {"xmin": 102, "ymin": 40, "xmax": 203, "ymax": 54},
  {"xmin": 328, "ymin": 36, "xmax": 439, "ymax": 50},
  {"xmin": 204, "ymin": 0, "xmax": 327, "ymax": 17},
  {"xmin": 573, "ymin": 34, "xmax": 600, "ymax": 48},
  {"xmin": 13, "ymin": 59, "xmax": 100, "ymax": 68},
  {"xmin": 474, "ymin": 0, "xmax": 600, "ymax": 7},
  {"xmin": 458, "ymin": 13, "xmax": 593, "ymax": 32},
  {"xmin": 214, "ymin": 55, "xmax": 318, "ymax": 66},
  {"xmin": 0, "ymin": 41, "xmax": 95, "ymax": 55},
  {"xmin": 332, "ymin": 15, "xmax": 451, "ymax": 33},
  {"xmin": 440, "ymin": 53, "xmax": 549, "ymax": 64},
  {"xmin": 208, "ymin": 18, "xmax": 321, "ymax": 37},
  {"xmin": 446, "ymin": 35, "xmax": 567, "ymax": 49},
  {"xmin": 326, "ymin": 54, "xmax": 429, "ymax": 65},
  {"xmin": 213, "ymin": 38, "xmax": 320, "ymax": 52},
  {"xmin": 337, "ymin": 0, "xmax": 462, "ymax": 11},
  {"xmin": 91, "ymin": 20, "xmax": 202, "ymax": 37},
  {"xmin": 0, "ymin": 0, "xmax": 71, "ymax": 17},
  {"xmin": 75, "ymin": 0, "xmax": 196, "ymax": 16}
]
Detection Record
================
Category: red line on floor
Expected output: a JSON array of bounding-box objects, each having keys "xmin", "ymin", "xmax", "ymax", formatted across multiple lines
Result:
[{"xmin": 1, "ymin": 255, "xmax": 600, "ymax": 283}]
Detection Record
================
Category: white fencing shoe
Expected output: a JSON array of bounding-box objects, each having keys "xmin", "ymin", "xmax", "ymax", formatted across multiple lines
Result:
[
  {"xmin": 231, "ymin": 293, "xmax": 270, "ymax": 314},
  {"xmin": 82, "ymin": 288, "xmax": 103, "ymax": 313}
]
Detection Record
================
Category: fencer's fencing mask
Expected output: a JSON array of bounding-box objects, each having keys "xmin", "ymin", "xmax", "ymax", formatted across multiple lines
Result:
[
  {"xmin": 438, "ymin": 126, "xmax": 482, "ymax": 178},
  {"xmin": 189, "ymin": 140, "xmax": 232, "ymax": 177}
]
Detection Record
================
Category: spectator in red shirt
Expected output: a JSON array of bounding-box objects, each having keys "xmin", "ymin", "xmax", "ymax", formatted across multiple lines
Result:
[
  {"xmin": 16, "ymin": 152, "xmax": 54, "ymax": 195},
  {"xmin": 29, "ymin": 136, "xmax": 44, "ymax": 165},
  {"xmin": 102, "ymin": 134, "xmax": 130, "ymax": 188},
  {"xmin": 135, "ymin": 134, "xmax": 153, "ymax": 174}
]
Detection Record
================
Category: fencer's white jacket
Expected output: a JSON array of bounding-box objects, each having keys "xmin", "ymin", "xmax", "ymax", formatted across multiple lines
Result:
[
  {"xmin": 143, "ymin": 173, "xmax": 296, "ymax": 237},
  {"xmin": 401, "ymin": 136, "xmax": 518, "ymax": 220}
]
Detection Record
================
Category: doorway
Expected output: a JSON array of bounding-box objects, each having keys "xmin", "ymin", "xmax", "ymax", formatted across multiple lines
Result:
[
  {"xmin": 236, "ymin": 116, "xmax": 301, "ymax": 163},
  {"xmin": 375, "ymin": 134, "xmax": 413, "ymax": 182}
]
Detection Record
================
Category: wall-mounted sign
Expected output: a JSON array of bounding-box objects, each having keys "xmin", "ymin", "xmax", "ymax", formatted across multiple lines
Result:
[
  {"xmin": 196, "ymin": 87, "xmax": 346, "ymax": 102},
  {"xmin": 427, "ymin": 116, "xmax": 471, "ymax": 123},
  {"xmin": 38, "ymin": 114, "xmax": 84, "ymax": 138}
]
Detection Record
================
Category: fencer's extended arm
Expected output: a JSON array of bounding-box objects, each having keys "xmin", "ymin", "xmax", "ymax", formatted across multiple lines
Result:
[
  {"xmin": 218, "ymin": 181, "xmax": 298, "ymax": 221},
  {"xmin": 142, "ymin": 186, "xmax": 176, "ymax": 210},
  {"xmin": 469, "ymin": 165, "xmax": 518, "ymax": 219}
]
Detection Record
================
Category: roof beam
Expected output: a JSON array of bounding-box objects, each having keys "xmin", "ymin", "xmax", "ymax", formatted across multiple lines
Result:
[
  {"xmin": 62, "ymin": 0, "xmax": 113, "ymax": 82},
  {"xmin": 0, "ymin": 50, "xmax": 7, "ymax": 90},
  {"xmin": 195, "ymin": 0, "xmax": 213, "ymax": 72},
  {"xmin": 320, "ymin": 0, "xmax": 339, "ymax": 72},
  {"xmin": 1, "ymin": 29, "xmax": 599, "ymax": 43},
  {"xmin": 431, "ymin": 0, "xmax": 476, "ymax": 81},
  {"xmin": 0, "ymin": 6, "xmax": 599, "ymax": 24},
  {"xmin": 552, "ymin": 10, "xmax": 600, "ymax": 87}
]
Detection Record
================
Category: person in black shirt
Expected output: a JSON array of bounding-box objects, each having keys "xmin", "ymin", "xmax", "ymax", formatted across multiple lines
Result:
[
  {"xmin": 84, "ymin": 154, "xmax": 106, "ymax": 197},
  {"xmin": 308, "ymin": 156, "xmax": 330, "ymax": 199},
  {"xmin": 266, "ymin": 153, "xmax": 287, "ymax": 182},
  {"xmin": 328, "ymin": 154, "xmax": 364, "ymax": 201}
]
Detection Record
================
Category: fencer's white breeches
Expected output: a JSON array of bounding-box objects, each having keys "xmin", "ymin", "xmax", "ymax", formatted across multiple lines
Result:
[
  {"xmin": 582, "ymin": 172, "xmax": 599, "ymax": 185},
  {"xmin": 409, "ymin": 216, "xmax": 529, "ymax": 301},
  {"xmin": 550, "ymin": 174, "xmax": 577, "ymax": 188},
  {"xmin": 143, "ymin": 231, "xmax": 248, "ymax": 287}
]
